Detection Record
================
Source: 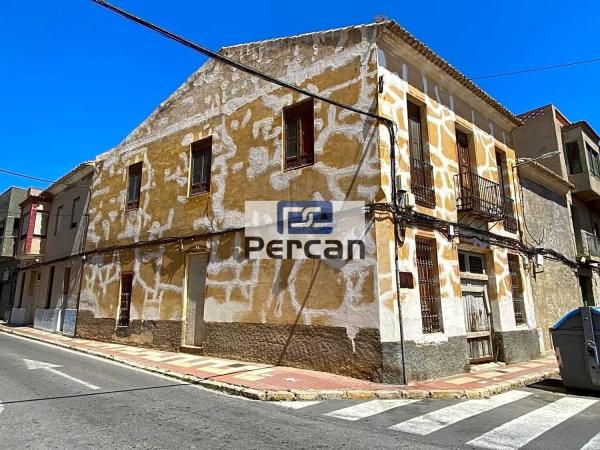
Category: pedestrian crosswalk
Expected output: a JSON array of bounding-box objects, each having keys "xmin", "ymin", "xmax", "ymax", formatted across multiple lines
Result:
[{"xmin": 269, "ymin": 390, "xmax": 600, "ymax": 449}]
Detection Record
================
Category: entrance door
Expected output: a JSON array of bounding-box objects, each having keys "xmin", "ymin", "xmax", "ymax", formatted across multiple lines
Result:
[
  {"xmin": 58, "ymin": 267, "xmax": 70, "ymax": 332},
  {"xmin": 184, "ymin": 254, "xmax": 208, "ymax": 347},
  {"xmin": 463, "ymin": 289, "xmax": 493, "ymax": 362}
]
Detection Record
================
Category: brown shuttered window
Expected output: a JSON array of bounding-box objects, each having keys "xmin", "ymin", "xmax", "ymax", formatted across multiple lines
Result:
[
  {"xmin": 284, "ymin": 99, "xmax": 314, "ymax": 170},
  {"xmin": 416, "ymin": 237, "xmax": 443, "ymax": 333},
  {"xmin": 126, "ymin": 162, "xmax": 143, "ymax": 210},
  {"xmin": 407, "ymin": 100, "xmax": 435, "ymax": 208},
  {"xmin": 190, "ymin": 137, "xmax": 212, "ymax": 195}
]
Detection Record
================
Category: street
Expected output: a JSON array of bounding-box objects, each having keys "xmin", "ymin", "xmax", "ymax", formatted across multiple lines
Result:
[{"xmin": 0, "ymin": 333, "xmax": 599, "ymax": 449}]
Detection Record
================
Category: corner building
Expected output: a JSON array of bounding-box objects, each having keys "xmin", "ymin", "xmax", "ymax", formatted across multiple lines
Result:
[{"xmin": 78, "ymin": 21, "xmax": 540, "ymax": 383}]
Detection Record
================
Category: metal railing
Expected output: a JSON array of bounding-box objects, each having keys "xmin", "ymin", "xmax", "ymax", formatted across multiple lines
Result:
[
  {"xmin": 410, "ymin": 158, "xmax": 436, "ymax": 208},
  {"xmin": 455, "ymin": 171, "xmax": 503, "ymax": 220},
  {"xmin": 580, "ymin": 231, "xmax": 600, "ymax": 259},
  {"xmin": 502, "ymin": 197, "xmax": 519, "ymax": 233}
]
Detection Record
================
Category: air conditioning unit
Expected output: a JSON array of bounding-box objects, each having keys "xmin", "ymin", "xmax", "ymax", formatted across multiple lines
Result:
[{"xmin": 403, "ymin": 192, "xmax": 416, "ymax": 209}]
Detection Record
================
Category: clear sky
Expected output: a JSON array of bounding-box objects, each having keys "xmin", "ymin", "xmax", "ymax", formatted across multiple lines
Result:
[{"xmin": 2, "ymin": 0, "xmax": 599, "ymax": 191}]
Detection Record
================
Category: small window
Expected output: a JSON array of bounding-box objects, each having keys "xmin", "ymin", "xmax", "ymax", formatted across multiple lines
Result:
[
  {"xmin": 55, "ymin": 205, "xmax": 63, "ymax": 235},
  {"xmin": 12, "ymin": 218, "xmax": 20, "ymax": 237},
  {"xmin": 34, "ymin": 211, "xmax": 48, "ymax": 237},
  {"xmin": 565, "ymin": 141, "xmax": 583, "ymax": 174},
  {"xmin": 127, "ymin": 162, "xmax": 143, "ymax": 210},
  {"xmin": 586, "ymin": 144, "xmax": 600, "ymax": 178},
  {"xmin": 284, "ymin": 99, "xmax": 314, "ymax": 170},
  {"xmin": 71, "ymin": 197, "xmax": 81, "ymax": 228},
  {"xmin": 190, "ymin": 137, "xmax": 212, "ymax": 195},
  {"xmin": 458, "ymin": 251, "xmax": 486, "ymax": 274},
  {"xmin": 20, "ymin": 212, "xmax": 30, "ymax": 239}
]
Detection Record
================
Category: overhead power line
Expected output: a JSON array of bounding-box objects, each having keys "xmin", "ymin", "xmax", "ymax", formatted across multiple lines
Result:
[
  {"xmin": 472, "ymin": 57, "xmax": 600, "ymax": 80},
  {"xmin": 0, "ymin": 168, "xmax": 55, "ymax": 184}
]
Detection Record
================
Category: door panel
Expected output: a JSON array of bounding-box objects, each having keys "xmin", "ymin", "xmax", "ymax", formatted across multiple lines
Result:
[
  {"xmin": 184, "ymin": 254, "xmax": 208, "ymax": 347},
  {"xmin": 463, "ymin": 290, "xmax": 493, "ymax": 362}
]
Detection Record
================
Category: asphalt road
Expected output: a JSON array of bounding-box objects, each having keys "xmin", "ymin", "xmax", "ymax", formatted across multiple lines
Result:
[{"xmin": 1, "ymin": 332, "xmax": 599, "ymax": 450}]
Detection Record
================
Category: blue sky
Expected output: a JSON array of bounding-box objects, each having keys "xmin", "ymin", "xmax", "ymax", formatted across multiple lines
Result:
[{"xmin": 2, "ymin": 0, "xmax": 599, "ymax": 191}]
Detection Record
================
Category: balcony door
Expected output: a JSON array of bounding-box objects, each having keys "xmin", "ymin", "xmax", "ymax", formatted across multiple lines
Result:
[{"xmin": 456, "ymin": 131, "xmax": 473, "ymax": 209}]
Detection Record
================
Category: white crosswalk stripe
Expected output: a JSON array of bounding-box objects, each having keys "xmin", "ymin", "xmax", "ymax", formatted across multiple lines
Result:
[
  {"xmin": 325, "ymin": 399, "xmax": 420, "ymax": 421},
  {"xmin": 467, "ymin": 397, "xmax": 598, "ymax": 450},
  {"xmin": 275, "ymin": 401, "xmax": 322, "ymax": 409},
  {"xmin": 581, "ymin": 432, "xmax": 600, "ymax": 450},
  {"xmin": 389, "ymin": 390, "xmax": 531, "ymax": 435}
]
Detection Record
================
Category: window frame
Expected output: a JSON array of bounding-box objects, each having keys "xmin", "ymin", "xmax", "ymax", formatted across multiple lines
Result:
[
  {"xmin": 71, "ymin": 196, "xmax": 81, "ymax": 229},
  {"xmin": 126, "ymin": 162, "xmax": 143, "ymax": 210},
  {"xmin": 283, "ymin": 99, "xmax": 314, "ymax": 171},
  {"xmin": 565, "ymin": 141, "xmax": 583, "ymax": 174},
  {"xmin": 20, "ymin": 212, "xmax": 30, "ymax": 239},
  {"xmin": 55, "ymin": 205, "xmax": 63, "ymax": 235},
  {"xmin": 415, "ymin": 237, "xmax": 444, "ymax": 334},
  {"xmin": 507, "ymin": 254, "xmax": 526, "ymax": 326},
  {"xmin": 189, "ymin": 137, "xmax": 213, "ymax": 196}
]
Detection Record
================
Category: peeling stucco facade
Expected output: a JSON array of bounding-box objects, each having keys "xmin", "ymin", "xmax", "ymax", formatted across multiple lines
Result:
[{"xmin": 77, "ymin": 21, "xmax": 540, "ymax": 382}]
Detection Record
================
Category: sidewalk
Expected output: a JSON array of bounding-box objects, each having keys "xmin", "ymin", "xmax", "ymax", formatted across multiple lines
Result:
[{"xmin": 0, "ymin": 323, "xmax": 558, "ymax": 401}]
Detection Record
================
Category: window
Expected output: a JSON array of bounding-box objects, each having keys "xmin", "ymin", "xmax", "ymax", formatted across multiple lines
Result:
[
  {"xmin": 586, "ymin": 144, "xmax": 600, "ymax": 178},
  {"xmin": 507, "ymin": 254, "xmax": 526, "ymax": 325},
  {"xmin": 20, "ymin": 212, "xmax": 30, "ymax": 239},
  {"xmin": 34, "ymin": 211, "xmax": 48, "ymax": 237},
  {"xmin": 416, "ymin": 237, "xmax": 443, "ymax": 333},
  {"xmin": 456, "ymin": 130, "xmax": 472, "ymax": 173},
  {"xmin": 12, "ymin": 218, "xmax": 19, "ymax": 237},
  {"xmin": 190, "ymin": 137, "xmax": 212, "ymax": 195},
  {"xmin": 408, "ymin": 101, "xmax": 435, "ymax": 208},
  {"xmin": 284, "ymin": 99, "xmax": 314, "ymax": 170},
  {"xmin": 45, "ymin": 266, "xmax": 55, "ymax": 309},
  {"xmin": 127, "ymin": 162, "xmax": 143, "ymax": 210},
  {"xmin": 55, "ymin": 205, "xmax": 63, "ymax": 235},
  {"xmin": 118, "ymin": 273, "xmax": 134, "ymax": 327},
  {"xmin": 71, "ymin": 197, "xmax": 81, "ymax": 228},
  {"xmin": 565, "ymin": 141, "xmax": 583, "ymax": 174},
  {"xmin": 458, "ymin": 251, "xmax": 486, "ymax": 274}
]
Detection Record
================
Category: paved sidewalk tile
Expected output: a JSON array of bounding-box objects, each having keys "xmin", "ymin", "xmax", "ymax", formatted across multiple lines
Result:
[{"xmin": 0, "ymin": 323, "xmax": 559, "ymax": 399}]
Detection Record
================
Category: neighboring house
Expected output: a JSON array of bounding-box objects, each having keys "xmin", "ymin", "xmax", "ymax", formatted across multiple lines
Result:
[
  {"xmin": 0, "ymin": 187, "xmax": 27, "ymax": 320},
  {"xmin": 514, "ymin": 105, "xmax": 600, "ymax": 308},
  {"xmin": 516, "ymin": 160, "xmax": 582, "ymax": 351},
  {"xmin": 10, "ymin": 163, "xmax": 93, "ymax": 336},
  {"xmin": 78, "ymin": 21, "xmax": 539, "ymax": 383}
]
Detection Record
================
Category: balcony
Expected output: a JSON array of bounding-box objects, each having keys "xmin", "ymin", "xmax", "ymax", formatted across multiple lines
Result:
[
  {"xmin": 502, "ymin": 197, "xmax": 519, "ymax": 233},
  {"xmin": 455, "ymin": 171, "xmax": 503, "ymax": 220},
  {"xmin": 578, "ymin": 230, "xmax": 600, "ymax": 261},
  {"xmin": 410, "ymin": 158, "xmax": 436, "ymax": 208}
]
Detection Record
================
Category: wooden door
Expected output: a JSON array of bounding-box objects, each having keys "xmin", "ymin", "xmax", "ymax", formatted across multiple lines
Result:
[{"xmin": 463, "ymin": 289, "xmax": 493, "ymax": 362}]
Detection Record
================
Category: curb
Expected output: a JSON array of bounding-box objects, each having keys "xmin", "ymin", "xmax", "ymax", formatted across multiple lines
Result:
[{"xmin": 0, "ymin": 326, "xmax": 558, "ymax": 401}]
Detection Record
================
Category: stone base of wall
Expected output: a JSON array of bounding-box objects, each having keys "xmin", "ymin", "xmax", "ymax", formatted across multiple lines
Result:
[
  {"xmin": 381, "ymin": 336, "xmax": 470, "ymax": 384},
  {"xmin": 34, "ymin": 308, "xmax": 60, "ymax": 332},
  {"xmin": 9, "ymin": 308, "xmax": 30, "ymax": 326},
  {"xmin": 494, "ymin": 328, "xmax": 541, "ymax": 364},
  {"xmin": 201, "ymin": 322, "xmax": 383, "ymax": 382},
  {"xmin": 75, "ymin": 311, "xmax": 181, "ymax": 351}
]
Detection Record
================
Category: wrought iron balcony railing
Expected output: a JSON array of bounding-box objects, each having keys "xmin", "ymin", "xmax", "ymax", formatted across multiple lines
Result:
[
  {"xmin": 502, "ymin": 197, "xmax": 519, "ymax": 233},
  {"xmin": 410, "ymin": 158, "xmax": 436, "ymax": 208},
  {"xmin": 455, "ymin": 171, "xmax": 503, "ymax": 220},
  {"xmin": 580, "ymin": 230, "xmax": 600, "ymax": 259}
]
